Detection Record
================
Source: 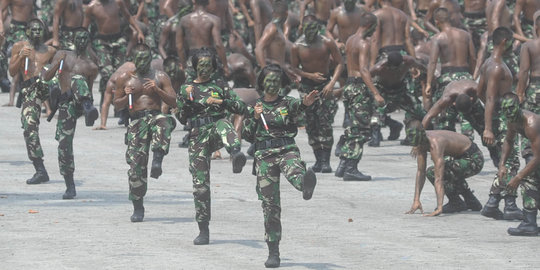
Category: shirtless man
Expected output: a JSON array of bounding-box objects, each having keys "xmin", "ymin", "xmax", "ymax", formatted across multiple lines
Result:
[
  {"xmin": 241, "ymin": 0, "xmax": 272, "ymax": 44},
  {"xmin": 9, "ymin": 19, "xmax": 56, "ymax": 185},
  {"xmin": 42, "ymin": 28, "xmax": 99, "ymax": 199},
  {"xmin": 335, "ymin": 12, "xmax": 383, "ymax": 181},
  {"xmin": 514, "ymin": 0, "xmax": 540, "ymax": 40},
  {"xmin": 424, "ymin": 8, "xmax": 476, "ymax": 134},
  {"xmin": 299, "ymin": 0, "xmax": 335, "ymax": 32},
  {"xmin": 113, "ymin": 44, "xmax": 177, "ymax": 222},
  {"xmin": 83, "ymin": 0, "xmax": 145, "ymax": 105},
  {"xmin": 176, "ymin": 0, "xmax": 229, "ymax": 80},
  {"xmin": 477, "ymin": 27, "xmax": 523, "ymax": 221},
  {"xmin": 463, "ymin": 0, "xmax": 488, "ymax": 49},
  {"xmin": 158, "ymin": 1, "xmax": 192, "ymax": 59},
  {"xmin": 405, "ymin": 121, "xmax": 484, "ymax": 216},
  {"xmin": 326, "ymin": 0, "xmax": 365, "ymax": 51},
  {"xmin": 498, "ymin": 93, "xmax": 540, "ymax": 236},
  {"xmin": 424, "ymin": 0, "xmax": 464, "ymax": 32},
  {"xmin": 206, "ymin": 0, "xmax": 238, "ymax": 47},
  {"xmin": 52, "ymin": 0, "xmax": 84, "ymax": 50},
  {"xmin": 291, "ymin": 15, "xmax": 342, "ymax": 173}
]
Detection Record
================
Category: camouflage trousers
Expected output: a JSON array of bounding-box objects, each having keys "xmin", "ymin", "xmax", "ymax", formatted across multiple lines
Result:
[
  {"xmin": 373, "ymin": 81, "xmax": 425, "ymax": 127},
  {"xmin": 59, "ymin": 27, "xmax": 77, "ymax": 51},
  {"xmin": 376, "ymin": 45, "xmax": 407, "ymax": 63},
  {"xmin": 521, "ymin": 78, "xmax": 540, "ymax": 158},
  {"xmin": 255, "ymin": 144, "xmax": 306, "ymax": 242},
  {"xmin": 38, "ymin": 0, "xmax": 54, "ymax": 27},
  {"xmin": 55, "ymin": 76, "xmax": 94, "ymax": 176},
  {"xmin": 92, "ymin": 33, "xmax": 127, "ymax": 95},
  {"xmin": 20, "ymin": 79, "xmax": 50, "ymax": 161},
  {"xmin": 518, "ymin": 165, "xmax": 540, "ymax": 210},
  {"xmin": 149, "ymin": 16, "xmax": 167, "ymax": 58},
  {"xmin": 299, "ymin": 81, "xmax": 338, "ymax": 151},
  {"xmin": 340, "ymin": 78, "xmax": 373, "ymax": 160},
  {"xmin": 189, "ymin": 118, "xmax": 241, "ymax": 222},
  {"xmin": 463, "ymin": 13, "xmax": 486, "ymax": 48},
  {"xmin": 426, "ymin": 143, "xmax": 484, "ymax": 195},
  {"xmin": 125, "ymin": 112, "xmax": 176, "ymax": 201},
  {"xmin": 4, "ymin": 20, "xmax": 27, "ymax": 56}
]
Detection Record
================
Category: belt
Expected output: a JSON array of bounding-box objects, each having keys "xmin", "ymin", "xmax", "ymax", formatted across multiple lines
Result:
[
  {"xmin": 20, "ymin": 76, "xmax": 39, "ymax": 89},
  {"xmin": 255, "ymin": 137, "xmax": 295, "ymax": 151},
  {"xmin": 523, "ymin": 17, "xmax": 533, "ymax": 25},
  {"xmin": 463, "ymin": 11, "xmax": 486, "ymax": 19},
  {"xmin": 188, "ymin": 47, "xmax": 217, "ymax": 57},
  {"xmin": 11, "ymin": 19, "xmax": 27, "ymax": 26},
  {"xmin": 95, "ymin": 32, "xmax": 123, "ymax": 41},
  {"xmin": 379, "ymin": 45, "xmax": 405, "ymax": 54},
  {"xmin": 189, "ymin": 116, "xmax": 222, "ymax": 128},
  {"xmin": 61, "ymin": 25, "xmax": 79, "ymax": 31},
  {"xmin": 130, "ymin": 109, "xmax": 161, "ymax": 120},
  {"xmin": 456, "ymin": 143, "xmax": 480, "ymax": 159},
  {"xmin": 441, "ymin": 66, "xmax": 470, "ymax": 74},
  {"xmin": 346, "ymin": 77, "xmax": 364, "ymax": 85},
  {"xmin": 530, "ymin": 76, "xmax": 540, "ymax": 83},
  {"xmin": 300, "ymin": 76, "xmax": 329, "ymax": 87}
]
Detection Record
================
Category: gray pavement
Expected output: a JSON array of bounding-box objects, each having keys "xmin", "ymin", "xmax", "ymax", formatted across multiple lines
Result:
[{"xmin": 1, "ymin": 90, "xmax": 539, "ymax": 270}]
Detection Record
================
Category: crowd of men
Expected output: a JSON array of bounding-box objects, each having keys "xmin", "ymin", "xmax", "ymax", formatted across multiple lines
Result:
[{"xmin": 3, "ymin": 0, "xmax": 540, "ymax": 268}]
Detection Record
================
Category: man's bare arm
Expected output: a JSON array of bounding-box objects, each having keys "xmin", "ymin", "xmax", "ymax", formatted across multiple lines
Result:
[
  {"xmin": 369, "ymin": 19, "xmax": 382, "ymax": 66},
  {"xmin": 255, "ymin": 23, "xmax": 274, "ymax": 68},
  {"xmin": 113, "ymin": 73, "xmax": 130, "ymax": 109},
  {"xmin": 473, "ymin": 34, "xmax": 488, "ymax": 79},
  {"xmin": 299, "ymin": 0, "xmax": 314, "ymax": 30},
  {"xmin": 175, "ymin": 20, "xmax": 186, "ymax": 67},
  {"xmin": 325, "ymin": 38, "xmax": 343, "ymax": 95},
  {"xmin": 8, "ymin": 42, "xmax": 25, "ymax": 77},
  {"xmin": 118, "ymin": 0, "xmax": 145, "ymax": 42},
  {"xmin": 516, "ymin": 43, "xmax": 531, "ymax": 103},
  {"xmin": 406, "ymin": 149, "xmax": 427, "ymax": 214},
  {"xmin": 359, "ymin": 42, "xmax": 384, "ymax": 105},
  {"xmin": 422, "ymin": 97, "xmax": 452, "ymax": 128},
  {"xmin": 82, "ymin": 3, "xmax": 93, "ymax": 28},
  {"xmin": 0, "ymin": 0, "xmax": 11, "ymax": 34},
  {"xmin": 404, "ymin": 18, "xmax": 415, "ymax": 58},
  {"xmin": 424, "ymin": 2, "xmax": 441, "ymax": 34},
  {"xmin": 238, "ymin": 0, "xmax": 254, "ymax": 27},
  {"xmin": 509, "ymin": 132, "xmax": 540, "ymax": 189},
  {"xmin": 468, "ymin": 33, "xmax": 477, "ymax": 73},
  {"xmin": 326, "ymin": 9, "xmax": 338, "ymax": 40},
  {"xmin": 251, "ymin": 0, "xmax": 264, "ymax": 43},
  {"xmin": 211, "ymin": 17, "xmax": 229, "ymax": 74},
  {"xmin": 163, "ymin": 0, "xmax": 177, "ymax": 18},
  {"xmin": 159, "ymin": 22, "xmax": 171, "ymax": 59},
  {"xmin": 154, "ymin": 72, "xmax": 178, "ymax": 107},
  {"xmin": 52, "ymin": 0, "xmax": 68, "ymax": 47},
  {"xmin": 513, "ymin": 0, "xmax": 526, "ymax": 38},
  {"xmin": 425, "ymin": 38, "xmax": 440, "ymax": 98},
  {"xmin": 483, "ymin": 68, "xmax": 501, "ymax": 145},
  {"xmin": 42, "ymin": 52, "xmax": 65, "ymax": 81}
]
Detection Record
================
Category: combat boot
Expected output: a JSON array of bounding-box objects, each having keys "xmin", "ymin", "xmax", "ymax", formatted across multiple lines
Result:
[
  {"xmin": 62, "ymin": 173, "xmax": 76, "ymax": 199},
  {"xmin": 82, "ymin": 99, "xmax": 98, "ymax": 127},
  {"xmin": 508, "ymin": 208, "xmax": 538, "ymax": 236},
  {"xmin": 0, "ymin": 77, "xmax": 10, "ymax": 93},
  {"xmin": 150, "ymin": 150, "xmax": 165, "ymax": 179},
  {"xmin": 302, "ymin": 168, "xmax": 317, "ymax": 200},
  {"xmin": 343, "ymin": 159, "xmax": 372, "ymax": 181},
  {"xmin": 231, "ymin": 147, "xmax": 247, "ymax": 173},
  {"xmin": 461, "ymin": 188, "xmax": 482, "ymax": 211},
  {"xmin": 442, "ymin": 193, "xmax": 467, "ymax": 213},
  {"xmin": 480, "ymin": 194, "xmax": 504, "ymax": 220},
  {"xmin": 26, "ymin": 158, "xmax": 50, "ymax": 185},
  {"xmin": 311, "ymin": 149, "xmax": 323, "ymax": 172},
  {"xmin": 247, "ymin": 143, "xmax": 256, "ymax": 157},
  {"xmin": 130, "ymin": 199, "xmax": 144, "ymax": 222},
  {"xmin": 193, "ymin": 221, "xmax": 209, "ymax": 245},
  {"xmin": 335, "ymin": 158, "xmax": 346, "ymax": 178},
  {"xmin": 368, "ymin": 125, "xmax": 381, "ymax": 147},
  {"xmin": 386, "ymin": 117, "xmax": 403, "ymax": 141},
  {"xmin": 503, "ymin": 195, "xmax": 524, "ymax": 220},
  {"xmin": 264, "ymin": 241, "xmax": 280, "ymax": 268},
  {"xmin": 320, "ymin": 149, "xmax": 332, "ymax": 173},
  {"xmin": 334, "ymin": 135, "xmax": 345, "ymax": 157}
]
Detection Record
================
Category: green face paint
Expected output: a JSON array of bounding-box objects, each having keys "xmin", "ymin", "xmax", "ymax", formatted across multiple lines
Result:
[
  {"xmin": 406, "ymin": 126, "xmax": 427, "ymax": 147},
  {"xmin": 263, "ymin": 72, "xmax": 281, "ymax": 96},
  {"xmin": 344, "ymin": 0, "xmax": 356, "ymax": 11},
  {"xmin": 304, "ymin": 22, "xmax": 319, "ymax": 44},
  {"xmin": 27, "ymin": 22, "xmax": 44, "ymax": 43},
  {"xmin": 196, "ymin": 57, "xmax": 213, "ymax": 81},
  {"xmin": 504, "ymin": 38, "xmax": 514, "ymax": 52},
  {"xmin": 364, "ymin": 23, "xmax": 377, "ymax": 38},
  {"xmin": 74, "ymin": 31, "xmax": 90, "ymax": 52},
  {"xmin": 134, "ymin": 49, "xmax": 152, "ymax": 74},
  {"xmin": 164, "ymin": 62, "xmax": 180, "ymax": 80},
  {"xmin": 501, "ymin": 97, "xmax": 521, "ymax": 123}
]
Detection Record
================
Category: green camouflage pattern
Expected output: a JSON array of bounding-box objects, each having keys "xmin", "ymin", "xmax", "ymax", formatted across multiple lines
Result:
[
  {"xmin": 373, "ymin": 80, "xmax": 425, "ymax": 126},
  {"xmin": 432, "ymin": 71, "xmax": 473, "ymax": 131},
  {"xmin": 126, "ymin": 113, "xmax": 176, "ymax": 201},
  {"xmin": 339, "ymin": 79, "xmax": 372, "ymax": 160},
  {"xmin": 521, "ymin": 19, "xmax": 534, "ymax": 40},
  {"xmin": 519, "ymin": 163, "xmax": 540, "ymax": 210},
  {"xmin": 20, "ymin": 79, "xmax": 49, "ymax": 161},
  {"xmin": 38, "ymin": 0, "xmax": 54, "ymax": 27},
  {"xmin": 521, "ymin": 80, "xmax": 540, "ymax": 157},
  {"xmin": 92, "ymin": 35, "xmax": 127, "ymax": 94},
  {"xmin": 463, "ymin": 15, "xmax": 486, "ymax": 47},
  {"xmin": 4, "ymin": 22, "xmax": 28, "ymax": 53},
  {"xmin": 59, "ymin": 28, "xmax": 76, "ymax": 51}
]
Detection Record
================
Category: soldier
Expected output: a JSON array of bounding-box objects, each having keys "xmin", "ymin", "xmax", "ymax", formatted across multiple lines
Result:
[
  {"xmin": 326, "ymin": 0, "xmax": 366, "ymax": 51},
  {"xmin": 499, "ymin": 93, "xmax": 540, "ymax": 236},
  {"xmin": 513, "ymin": 0, "xmax": 540, "ymax": 40},
  {"xmin": 405, "ymin": 121, "xmax": 484, "ymax": 216},
  {"xmin": 477, "ymin": 27, "xmax": 523, "ymax": 221},
  {"xmin": 52, "ymin": 0, "xmax": 85, "ymax": 50},
  {"xmin": 424, "ymin": 0, "xmax": 464, "ymax": 31},
  {"xmin": 113, "ymin": 44, "xmax": 177, "ymax": 222},
  {"xmin": 243, "ymin": 64, "xmax": 318, "ymax": 268},
  {"xmin": 9, "ymin": 19, "xmax": 56, "ymax": 185},
  {"xmin": 291, "ymin": 16, "xmax": 342, "ymax": 173},
  {"xmin": 42, "ymin": 28, "xmax": 99, "ymax": 199},
  {"xmin": 299, "ymin": 0, "xmax": 335, "ymax": 32},
  {"xmin": 176, "ymin": 49, "xmax": 247, "ymax": 245},
  {"xmin": 158, "ymin": 1, "xmax": 192, "ymax": 59}
]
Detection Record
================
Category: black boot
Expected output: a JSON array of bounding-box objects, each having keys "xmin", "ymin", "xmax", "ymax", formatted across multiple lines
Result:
[
  {"xmin": 508, "ymin": 209, "xmax": 538, "ymax": 236},
  {"xmin": 26, "ymin": 159, "xmax": 50, "ymax": 185},
  {"xmin": 442, "ymin": 193, "xmax": 467, "ymax": 213},
  {"xmin": 503, "ymin": 195, "xmax": 524, "ymax": 220},
  {"xmin": 335, "ymin": 158, "xmax": 346, "ymax": 178},
  {"xmin": 82, "ymin": 99, "xmax": 98, "ymax": 127},
  {"xmin": 193, "ymin": 221, "xmax": 210, "ymax": 245},
  {"xmin": 461, "ymin": 188, "xmax": 482, "ymax": 211},
  {"xmin": 62, "ymin": 173, "xmax": 76, "ymax": 199},
  {"xmin": 311, "ymin": 149, "xmax": 323, "ymax": 172},
  {"xmin": 247, "ymin": 143, "xmax": 255, "ymax": 157},
  {"xmin": 264, "ymin": 241, "xmax": 280, "ymax": 268},
  {"xmin": 480, "ymin": 194, "xmax": 504, "ymax": 220},
  {"xmin": 48, "ymin": 85, "xmax": 61, "ymax": 113},
  {"xmin": 130, "ymin": 199, "xmax": 144, "ymax": 222},
  {"xmin": 178, "ymin": 133, "xmax": 189, "ymax": 148},
  {"xmin": 302, "ymin": 168, "xmax": 317, "ymax": 200},
  {"xmin": 386, "ymin": 117, "xmax": 403, "ymax": 141},
  {"xmin": 343, "ymin": 159, "xmax": 372, "ymax": 181},
  {"xmin": 342, "ymin": 107, "xmax": 351, "ymax": 128},
  {"xmin": 334, "ymin": 135, "xmax": 345, "ymax": 157},
  {"xmin": 150, "ymin": 150, "xmax": 165, "ymax": 179},
  {"xmin": 231, "ymin": 147, "xmax": 247, "ymax": 173},
  {"xmin": 320, "ymin": 149, "xmax": 332, "ymax": 173},
  {"xmin": 368, "ymin": 125, "xmax": 381, "ymax": 147}
]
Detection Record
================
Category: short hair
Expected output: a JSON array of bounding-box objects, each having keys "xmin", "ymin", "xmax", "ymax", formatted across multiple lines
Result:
[
  {"xmin": 27, "ymin": 18, "xmax": 45, "ymax": 30},
  {"xmin": 433, "ymin": 8, "xmax": 450, "ymax": 23},
  {"xmin": 133, "ymin": 43, "xmax": 151, "ymax": 54},
  {"xmin": 195, "ymin": 0, "xmax": 209, "ymax": 6},
  {"xmin": 455, "ymin": 94, "xmax": 473, "ymax": 113},
  {"xmin": 359, "ymin": 12, "xmax": 377, "ymax": 27},
  {"xmin": 492, "ymin": 27, "xmax": 513, "ymax": 45},
  {"xmin": 387, "ymin": 52, "xmax": 403, "ymax": 66},
  {"xmin": 272, "ymin": 0, "xmax": 288, "ymax": 14},
  {"xmin": 256, "ymin": 64, "xmax": 290, "ymax": 93},
  {"xmin": 191, "ymin": 48, "xmax": 217, "ymax": 73},
  {"xmin": 163, "ymin": 56, "xmax": 179, "ymax": 68},
  {"xmin": 411, "ymin": 29, "xmax": 424, "ymax": 42},
  {"xmin": 303, "ymin": 15, "xmax": 317, "ymax": 25}
]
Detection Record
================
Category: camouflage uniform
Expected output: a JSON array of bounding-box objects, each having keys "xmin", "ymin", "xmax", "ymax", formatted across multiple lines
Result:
[
  {"xmin": 520, "ymin": 17, "xmax": 535, "ymax": 40},
  {"xmin": 243, "ymin": 95, "xmax": 308, "ymax": 242},
  {"xmin": 298, "ymin": 78, "xmax": 338, "ymax": 152},
  {"xmin": 59, "ymin": 26, "xmax": 77, "ymax": 51},
  {"xmin": 4, "ymin": 20, "xmax": 28, "ymax": 56},
  {"xmin": 38, "ymin": 0, "xmax": 54, "ymax": 28},
  {"xmin": 426, "ymin": 142, "xmax": 484, "ymax": 195},
  {"xmin": 91, "ymin": 32, "xmax": 127, "ymax": 97},
  {"xmin": 20, "ymin": 77, "xmax": 49, "ymax": 161},
  {"xmin": 55, "ymin": 75, "xmax": 94, "ymax": 176},
  {"xmin": 177, "ymin": 80, "xmax": 246, "ymax": 222},
  {"xmin": 518, "ymin": 162, "xmax": 540, "ymax": 210},
  {"xmin": 521, "ymin": 77, "xmax": 540, "ymax": 158},
  {"xmin": 373, "ymin": 79, "xmax": 425, "ymax": 126},
  {"xmin": 145, "ymin": 1, "xmax": 167, "ymax": 58},
  {"xmin": 125, "ymin": 111, "xmax": 176, "ymax": 201},
  {"xmin": 463, "ymin": 12, "xmax": 486, "ymax": 48},
  {"xmin": 339, "ymin": 77, "xmax": 372, "ymax": 160}
]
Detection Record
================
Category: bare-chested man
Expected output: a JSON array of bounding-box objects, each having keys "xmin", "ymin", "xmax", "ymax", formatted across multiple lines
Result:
[
  {"xmin": 291, "ymin": 15, "xmax": 342, "ymax": 173},
  {"xmin": 113, "ymin": 44, "xmax": 177, "ymax": 222},
  {"xmin": 299, "ymin": 0, "xmax": 335, "ymax": 32},
  {"xmin": 206, "ymin": 0, "xmax": 238, "ymax": 48},
  {"xmin": 9, "ymin": 19, "xmax": 56, "ymax": 185},
  {"xmin": 83, "ymin": 0, "xmax": 145, "ymax": 105},
  {"xmin": 498, "ymin": 93, "xmax": 540, "ymax": 236},
  {"xmin": 335, "ymin": 12, "xmax": 383, "ymax": 181},
  {"xmin": 463, "ymin": 0, "xmax": 488, "ymax": 49},
  {"xmin": 424, "ymin": 8, "xmax": 476, "ymax": 134},
  {"xmin": 477, "ymin": 27, "xmax": 523, "ymax": 221},
  {"xmin": 514, "ymin": 0, "xmax": 540, "ymax": 40},
  {"xmin": 42, "ymin": 28, "xmax": 99, "ymax": 200},
  {"xmin": 424, "ymin": 0, "xmax": 464, "ymax": 32},
  {"xmin": 326, "ymin": 0, "xmax": 365, "ymax": 51},
  {"xmin": 158, "ymin": 0, "xmax": 192, "ymax": 59},
  {"xmin": 405, "ymin": 121, "xmax": 484, "ymax": 217},
  {"xmin": 52, "ymin": 0, "xmax": 84, "ymax": 50},
  {"xmin": 240, "ymin": 0, "xmax": 272, "ymax": 44}
]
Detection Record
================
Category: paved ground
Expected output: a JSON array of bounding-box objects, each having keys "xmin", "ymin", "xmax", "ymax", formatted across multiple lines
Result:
[{"xmin": 1, "ymin": 90, "xmax": 539, "ymax": 270}]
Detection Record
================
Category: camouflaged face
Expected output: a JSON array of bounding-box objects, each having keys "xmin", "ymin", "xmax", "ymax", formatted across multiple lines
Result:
[
  {"xmin": 263, "ymin": 72, "xmax": 281, "ymax": 96},
  {"xmin": 196, "ymin": 57, "xmax": 213, "ymax": 81},
  {"xmin": 134, "ymin": 49, "xmax": 152, "ymax": 74},
  {"xmin": 26, "ymin": 21, "xmax": 44, "ymax": 43},
  {"xmin": 73, "ymin": 30, "xmax": 90, "ymax": 52},
  {"xmin": 304, "ymin": 22, "xmax": 319, "ymax": 44},
  {"xmin": 406, "ymin": 126, "xmax": 428, "ymax": 147}
]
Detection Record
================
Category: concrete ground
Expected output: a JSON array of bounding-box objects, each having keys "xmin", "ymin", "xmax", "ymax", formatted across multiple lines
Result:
[{"xmin": 1, "ymin": 90, "xmax": 539, "ymax": 270}]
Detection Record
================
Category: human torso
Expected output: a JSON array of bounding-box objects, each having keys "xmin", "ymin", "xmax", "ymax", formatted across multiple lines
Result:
[
  {"xmin": 436, "ymin": 28, "xmax": 472, "ymax": 69},
  {"xmin": 264, "ymin": 23, "xmax": 287, "ymax": 65},
  {"xmin": 297, "ymin": 37, "xmax": 331, "ymax": 74},
  {"xmin": 61, "ymin": 0, "xmax": 84, "ymax": 28},
  {"xmin": 525, "ymin": 39, "xmax": 540, "ymax": 77},
  {"xmin": 10, "ymin": 0, "xmax": 34, "ymax": 22},
  {"xmin": 336, "ymin": 7, "xmax": 362, "ymax": 43},
  {"xmin": 464, "ymin": 0, "xmax": 487, "ymax": 14},
  {"xmin": 126, "ymin": 71, "xmax": 163, "ymax": 111},
  {"xmin": 206, "ymin": 0, "xmax": 229, "ymax": 30},
  {"xmin": 376, "ymin": 7, "xmax": 408, "ymax": 48},
  {"xmin": 90, "ymin": 0, "xmax": 123, "ymax": 35},
  {"xmin": 181, "ymin": 11, "xmax": 218, "ymax": 50}
]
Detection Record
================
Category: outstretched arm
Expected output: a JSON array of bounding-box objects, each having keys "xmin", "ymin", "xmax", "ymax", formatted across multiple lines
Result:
[
  {"xmin": 422, "ymin": 96, "xmax": 452, "ymax": 128},
  {"xmin": 406, "ymin": 149, "xmax": 427, "ymax": 214}
]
